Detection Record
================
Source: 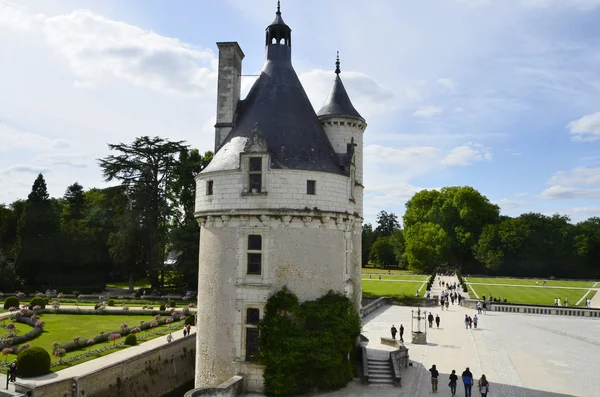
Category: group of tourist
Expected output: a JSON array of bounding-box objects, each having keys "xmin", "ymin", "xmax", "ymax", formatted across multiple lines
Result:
[
  {"xmin": 440, "ymin": 290, "xmax": 462, "ymax": 309},
  {"xmin": 427, "ymin": 313, "xmax": 441, "ymax": 328},
  {"xmin": 464, "ymin": 314, "xmax": 479, "ymax": 329},
  {"xmin": 483, "ymin": 294, "xmax": 507, "ymax": 304},
  {"xmin": 554, "ymin": 297, "xmax": 569, "ymax": 306},
  {"xmin": 390, "ymin": 324, "xmax": 405, "ymax": 342},
  {"xmin": 429, "ymin": 365, "xmax": 490, "ymax": 396},
  {"xmin": 585, "ymin": 298, "xmax": 592, "ymax": 308}
]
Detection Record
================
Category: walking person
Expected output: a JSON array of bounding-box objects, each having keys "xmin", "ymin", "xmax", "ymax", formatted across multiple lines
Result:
[
  {"xmin": 464, "ymin": 314, "xmax": 469, "ymax": 329},
  {"xmin": 167, "ymin": 333, "xmax": 174, "ymax": 343},
  {"xmin": 482, "ymin": 301, "xmax": 487, "ymax": 314},
  {"xmin": 445, "ymin": 299, "xmax": 449, "ymax": 310},
  {"xmin": 428, "ymin": 312, "xmax": 434, "ymax": 328},
  {"xmin": 435, "ymin": 314, "xmax": 441, "ymax": 328},
  {"xmin": 468, "ymin": 316, "xmax": 473, "ymax": 329},
  {"xmin": 564, "ymin": 297, "xmax": 568, "ymax": 307},
  {"xmin": 473, "ymin": 314, "xmax": 478, "ymax": 329},
  {"xmin": 429, "ymin": 364, "xmax": 439, "ymax": 393},
  {"xmin": 183, "ymin": 326, "xmax": 188, "ymax": 337},
  {"xmin": 9, "ymin": 361, "xmax": 17, "ymax": 382},
  {"xmin": 391, "ymin": 324, "xmax": 397, "ymax": 340},
  {"xmin": 478, "ymin": 374, "xmax": 490, "ymax": 396},
  {"xmin": 448, "ymin": 369, "xmax": 458, "ymax": 396},
  {"xmin": 399, "ymin": 324, "xmax": 404, "ymax": 342},
  {"xmin": 462, "ymin": 367, "xmax": 474, "ymax": 397}
]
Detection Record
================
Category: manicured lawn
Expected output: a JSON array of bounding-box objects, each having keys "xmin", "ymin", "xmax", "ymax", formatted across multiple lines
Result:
[
  {"xmin": 0, "ymin": 313, "xmax": 184, "ymax": 366},
  {"xmin": 362, "ymin": 274, "xmax": 428, "ymax": 281},
  {"xmin": 466, "ymin": 277, "xmax": 597, "ymax": 288},
  {"xmin": 362, "ymin": 268, "xmax": 417, "ymax": 275},
  {"xmin": 467, "ymin": 284, "xmax": 596, "ymax": 306},
  {"xmin": 362, "ymin": 279, "xmax": 428, "ymax": 297},
  {"xmin": 106, "ymin": 278, "xmax": 151, "ymax": 289}
]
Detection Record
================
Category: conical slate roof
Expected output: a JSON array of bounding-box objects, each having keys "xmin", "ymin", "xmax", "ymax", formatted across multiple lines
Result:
[
  {"xmin": 317, "ymin": 56, "xmax": 364, "ymax": 121},
  {"xmin": 203, "ymin": 50, "xmax": 345, "ymax": 175}
]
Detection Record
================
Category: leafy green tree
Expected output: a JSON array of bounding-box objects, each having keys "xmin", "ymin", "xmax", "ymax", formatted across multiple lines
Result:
[
  {"xmin": 390, "ymin": 229, "xmax": 407, "ymax": 268},
  {"xmin": 361, "ymin": 223, "xmax": 375, "ymax": 267},
  {"xmin": 403, "ymin": 222, "xmax": 450, "ymax": 273},
  {"xmin": 0, "ymin": 249, "xmax": 19, "ymax": 291},
  {"xmin": 574, "ymin": 217, "xmax": 600, "ymax": 276},
  {"xmin": 374, "ymin": 210, "xmax": 400, "ymax": 238},
  {"xmin": 98, "ymin": 136, "xmax": 188, "ymax": 288},
  {"xmin": 168, "ymin": 148, "xmax": 213, "ymax": 288},
  {"xmin": 369, "ymin": 236, "xmax": 397, "ymax": 267},
  {"xmin": 403, "ymin": 186, "xmax": 500, "ymax": 271},
  {"xmin": 0, "ymin": 200, "xmax": 25, "ymax": 262},
  {"xmin": 14, "ymin": 174, "xmax": 61, "ymax": 286}
]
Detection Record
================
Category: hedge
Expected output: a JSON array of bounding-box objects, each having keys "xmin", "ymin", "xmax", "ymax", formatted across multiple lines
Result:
[
  {"xmin": 3, "ymin": 295, "xmax": 19, "ymax": 310},
  {"xmin": 17, "ymin": 346, "xmax": 51, "ymax": 378}
]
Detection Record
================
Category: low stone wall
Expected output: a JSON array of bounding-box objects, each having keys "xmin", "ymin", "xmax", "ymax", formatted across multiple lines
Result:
[
  {"xmin": 464, "ymin": 299, "xmax": 600, "ymax": 318},
  {"xmin": 0, "ymin": 390, "xmax": 27, "ymax": 397},
  {"xmin": 360, "ymin": 297, "xmax": 391, "ymax": 318},
  {"xmin": 184, "ymin": 375, "xmax": 244, "ymax": 397},
  {"xmin": 15, "ymin": 336, "xmax": 196, "ymax": 397}
]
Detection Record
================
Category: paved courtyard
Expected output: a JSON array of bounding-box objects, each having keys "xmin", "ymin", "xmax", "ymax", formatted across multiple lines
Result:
[{"xmin": 248, "ymin": 282, "xmax": 598, "ymax": 396}]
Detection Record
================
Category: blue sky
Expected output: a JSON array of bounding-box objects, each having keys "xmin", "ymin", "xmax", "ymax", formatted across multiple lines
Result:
[{"xmin": 1, "ymin": 0, "xmax": 599, "ymax": 225}]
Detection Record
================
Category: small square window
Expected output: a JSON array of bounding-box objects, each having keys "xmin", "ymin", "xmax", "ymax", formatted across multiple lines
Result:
[
  {"xmin": 249, "ymin": 157, "xmax": 262, "ymax": 172},
  {"xmin": 246, "ymin": 308, "xmax": 260, "ymax": 324},
  {"xmin": 248, "ymin": 235, "xmax": 262, "ymax": 251},
  {"xmin": 307, "ymin": 180, "xmax": 316, "ymax": 195},
  {"xmin": 247, "ymin": 253, "xmax": 262, "ymax": 275},
  {"xmin": 207, "ymin": 180, "xmax": 213, "ymax": 195}
]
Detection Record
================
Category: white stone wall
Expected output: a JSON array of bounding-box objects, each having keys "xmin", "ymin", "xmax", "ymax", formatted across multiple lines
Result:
[
  {"xmin": 194, "ymin": 214, "xmax": 362, "ymax": 392},
  {"xmin": 196, "ymin": 168, "xmax": 358, "ymax": 216}
]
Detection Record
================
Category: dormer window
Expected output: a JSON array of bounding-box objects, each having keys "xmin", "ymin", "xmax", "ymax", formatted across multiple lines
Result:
[{"xmin": 249, "ymin": 157, "xmax": 262, "ymax": 193}]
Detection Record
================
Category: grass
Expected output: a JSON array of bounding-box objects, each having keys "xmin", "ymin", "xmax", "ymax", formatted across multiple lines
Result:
[
  {"xmin": 1, "ymin": 298, "xmax": 186, "ymax": 308},
  {"xmin": 466, "ymin": 277, "xmax": 597, "ymax": 288},
  {"xmin": 467, "ymin": 284, "xmax": 597, "ymax": 306},
  {"xmin": 362, "ymin": 279, "xmax": 428, "ymax": 297},
  {"xmin": 361, "ymin": 268, "xmax": 417, "ymax": 275},
  {"xmin": 361, "ymin": 274, "xmax": 428, "ymax": 281},
  {"xmin": 105, "ymin": 278, "xmax": 151, "ymax": 289},
  {"xmin": 0, "ymin": 313, "xmax": 182, "ymax": 369}
]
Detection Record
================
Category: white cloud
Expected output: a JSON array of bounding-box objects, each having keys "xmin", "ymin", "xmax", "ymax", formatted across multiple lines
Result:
[
  {"xmin": 441, "ymin": 143, "xmax": 492, "ymax": 165},
  {"xmin": 0, "ymin": 123, "xmax": 72, "ymax": 151},
  {"xmin": 300, "ymin": 69, "xmax": 393, "ymax": 117},
  {"xmin": 493, "ymin": 198, "xmax": 529, "ymax": 210},
  {"xmin": 567, "ymin": 112, "xmax": 600, "ymax": 142},
  {"xmin": 539, "ymin": 186, "xmax": 600, "ymax": 200},
  {"xmin": 364, "ymin": 145, "xmax": 441, "ymax": 166},
  {"xmin": 436, "ymin": 78, "xmax": 455, "ymax": 89},
  {"xmin": 0, "ymin": 164, "xmax": 50, "ymax": 175},
  {"xmin": 547, "ymin": 167, "xmax": 600, "ymax": 187},
  {"xmin": 514, "ymin": 192, "xmax": 529, "ymax": 197},
  {"xmin": 412, "ymin": 106, "xmax": 442, "ymax": 118}
]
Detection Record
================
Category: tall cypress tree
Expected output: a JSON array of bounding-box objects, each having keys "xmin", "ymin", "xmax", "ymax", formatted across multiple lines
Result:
[{"xmin": 14, "ymin": 174, "xmax": 60, "ymax": 286}]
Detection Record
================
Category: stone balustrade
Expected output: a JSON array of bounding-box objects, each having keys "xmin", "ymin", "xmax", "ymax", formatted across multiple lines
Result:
[{"xmin": 463, "ymin": 299, "xmax": 600, "ymax": 318}]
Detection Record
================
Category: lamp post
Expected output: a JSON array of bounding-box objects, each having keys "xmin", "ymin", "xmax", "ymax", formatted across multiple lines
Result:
[{"xmin": 411, "ymin": 306, "xmax": 428, "ymax": 344}]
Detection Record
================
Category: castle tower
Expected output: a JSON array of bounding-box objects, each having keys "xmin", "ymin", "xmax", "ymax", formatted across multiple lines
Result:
[{"xmin": 194, "ymin": 4, "xmax": 366, "ymax": 392}]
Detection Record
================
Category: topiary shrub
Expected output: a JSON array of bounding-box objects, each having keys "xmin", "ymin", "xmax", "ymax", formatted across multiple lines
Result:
[
  {"xmin": 169, "ymin": 300, "xmax": 176, "ymax": 308},
  {"xmin": 16, "ymin": 346, "xmax": 51, "ymax": 378},
  {"xmin": 29, "ymin": 296, "xmax": 46, "ymax": 309},
  {"xmin": 259, "ymin": 287, "xmax": 361, "ymax": 396},
  {"xmin": 3, "ymin": 295, "xmax": 19, "ymax": 310},
  {"xmin": 184, "ymin": 316, "xmax": 195, "ymax": 326},
  {"xmin": 124, "ymin": 334, "xmax": 137, "ymax": 346},
  {"xmin": 107, "ymin": 299, "xmax": 115, "ymax": 307},
  {"xmin": 159, "ymin": 304, "xmax": 166, "ymax": 311}
]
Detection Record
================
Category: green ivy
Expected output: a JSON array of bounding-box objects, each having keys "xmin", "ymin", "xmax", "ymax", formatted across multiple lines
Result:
[{"xmin": 258, "ymin": 287, "xmax": 361, "ymax": 396}]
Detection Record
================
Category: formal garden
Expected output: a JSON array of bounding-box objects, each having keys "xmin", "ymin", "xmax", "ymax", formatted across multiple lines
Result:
[{"xmin": 0, "ymin": 295, "xmax": 195, "ymax": 377}]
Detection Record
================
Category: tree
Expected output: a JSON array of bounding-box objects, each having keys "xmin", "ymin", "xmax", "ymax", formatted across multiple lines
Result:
[
  {"xmin": 169, "ymin": 148, "xmax": 213, "ymax": 288},
  {"xmin": 0, "ymin": 200, "xmax": 25, "ymax": 262},
  {"xmin": 403, "ymin": 222, "xmax": 450, "ymax": 273},
  {"xmin": 403, "ymin": 186, "xmax": 500, "ymax": 271},
  {"xmin": 361, "ymin": 223, "xmax": 375, "ymax": 267},
  {"xmin": 62, "ymin": 182, "xmax": 85, "ymax": 222},
  {"xmin": 14, "ymin": 174, "xmax": 61, "ymax": 286},
  {"xmin": 98, "ymin": 136, "xmax": 188, "ymax": 288},
  {"xmin": 374, "ymin": 210, "xmax": 400, "ymax": 238},
  {"xmin": 389, "ymin": 229, "xmax": 407, "ymax": 269},
  {"xmin": 369, "ymin": 237, "xmax": 397, "ymax": 268}
]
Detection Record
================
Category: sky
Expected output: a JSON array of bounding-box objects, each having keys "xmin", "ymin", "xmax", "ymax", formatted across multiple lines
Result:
[{"xmin": 1, "ymin": 0, "xmax": 599, "ymax": 226}]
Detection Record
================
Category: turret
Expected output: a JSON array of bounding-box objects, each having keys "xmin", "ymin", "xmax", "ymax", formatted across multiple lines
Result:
[
  {"xmin": 265, "ymin": 0, "xmax": 291, "ymax": 62},
  {"xmin": 318, "ymin": 53, "xmax": 367, "ymax": 212}
]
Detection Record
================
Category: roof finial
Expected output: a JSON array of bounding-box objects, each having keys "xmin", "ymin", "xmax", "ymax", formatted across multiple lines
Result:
[
  {"xmin": 335, "ymin": 51, "xmax": 341, "ymax": 75},
  {"xmin": 277, "ymin": 0, "xmax": 281, "ymax": 15}
]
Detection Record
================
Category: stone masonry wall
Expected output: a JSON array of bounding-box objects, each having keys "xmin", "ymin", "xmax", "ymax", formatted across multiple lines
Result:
[{"xmin": 16, "ymin": 336, "xmax": 195, "ymax": 397}]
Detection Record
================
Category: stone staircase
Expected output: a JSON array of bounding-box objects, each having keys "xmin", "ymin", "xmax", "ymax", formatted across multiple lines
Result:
[{"xmin": 367, "ymin": 358, "xmax": 394, "ymax": 385}]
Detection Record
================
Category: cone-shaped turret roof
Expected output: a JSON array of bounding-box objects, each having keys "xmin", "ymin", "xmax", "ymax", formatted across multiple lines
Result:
[{"xmin": 317, "ymin": 53, "xmax": 364, "ymax": 121}]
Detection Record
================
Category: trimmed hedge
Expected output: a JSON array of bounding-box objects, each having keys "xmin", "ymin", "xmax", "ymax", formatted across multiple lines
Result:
[
  {"xmin": 29, "ymin": 296, "xmax": 47, "ymax": 309},
  {"xmin": 169, "ymin": 300, "xmax": 176, "ymax": 308},
  {"xmin": 184, "ymin": 316, "xmax": 195, "ymax": 326},
  {"xmin": 107, "ymin": 299, "xmax": 115, "ymax": 307},
  {"xmin": 160, "ymin": 304, "xmax": 166, "ymax": 311},
  {"xmin": 3, "ymin": 295, "xmax": 19, "ymax": 310},
  {"xmin": 17, "ymin": 346, "xmax": 51, "ymax": 378},
  {"xmin": 0, "ymin": 316, "xmax": 43, "ymax": 352},
  {"xmin": 125, "ymin": 334, "xmax": 137, "ymax": 346}
]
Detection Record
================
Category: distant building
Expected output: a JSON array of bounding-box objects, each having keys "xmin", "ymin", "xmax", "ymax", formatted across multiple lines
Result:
[{"xmin": 194, "ymin": 3, "xmax": 367, "ymax": 393}]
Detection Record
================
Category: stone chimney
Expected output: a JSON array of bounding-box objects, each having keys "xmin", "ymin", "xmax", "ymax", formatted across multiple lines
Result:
[{"xmin": 214, "ymin": 42, "xmax": 245, "ymax": 152}]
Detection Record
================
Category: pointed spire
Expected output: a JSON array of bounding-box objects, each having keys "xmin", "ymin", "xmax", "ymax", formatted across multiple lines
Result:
[
  {"xmin": 317, "ymin": 54, "xmax": 364, "ymax": 120},
  {"xmin": 277, "ymin": 0, "xmax": 281, "ymax": 15},
  {"xmin": 335, "ymin": 51, "xmax": 341, "ymax": 75}
]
